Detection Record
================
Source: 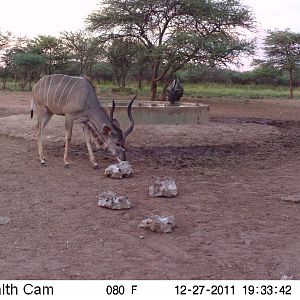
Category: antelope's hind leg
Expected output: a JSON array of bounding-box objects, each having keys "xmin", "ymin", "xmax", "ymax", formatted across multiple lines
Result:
[
  {"xmin": 36, "ymin": 106, "xmax": 53, "ymax": 165},
  {"xmin": 63, "ymin": 115, "xmax": 74, "ymax": 168}
]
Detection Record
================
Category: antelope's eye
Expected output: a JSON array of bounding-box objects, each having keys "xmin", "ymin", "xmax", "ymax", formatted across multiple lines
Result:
[{"xmin": 116, "ymin": 142, "xmax": 121, "ymax": 146}]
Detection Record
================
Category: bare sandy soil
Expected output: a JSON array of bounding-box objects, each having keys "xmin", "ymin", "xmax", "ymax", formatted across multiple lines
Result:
[{"xmin": 1, "ymin": 90, "xmax": 300, "ymax": 280}]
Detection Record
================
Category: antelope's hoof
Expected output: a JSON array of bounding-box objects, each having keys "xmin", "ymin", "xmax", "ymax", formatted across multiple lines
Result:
[
  {"xmin": 64, "ymin": 163, "xmax": 70, "ymax": 169},
  {"xmin": 40, "ymin": 160, "xmax": 46, "ymax": 166},
  {"xmin": 93, "ymin": 164, "xmax": 99, "ymax": 170}
]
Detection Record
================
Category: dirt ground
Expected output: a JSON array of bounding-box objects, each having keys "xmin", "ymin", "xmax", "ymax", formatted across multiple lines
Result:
[{"xmin": 1, "ymin": 90, "xmax": 300, "ymax": 280}]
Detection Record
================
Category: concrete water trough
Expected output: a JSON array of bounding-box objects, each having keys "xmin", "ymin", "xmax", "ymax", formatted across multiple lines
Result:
[{"xmin": 105, "ymin": 100, "xmax": 209, "ymax": 127}]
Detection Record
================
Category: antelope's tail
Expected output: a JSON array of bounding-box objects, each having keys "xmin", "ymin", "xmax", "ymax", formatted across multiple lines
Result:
[{"xmin": 30, "ymin": 98, "xmax": 35, "ymax": 119}]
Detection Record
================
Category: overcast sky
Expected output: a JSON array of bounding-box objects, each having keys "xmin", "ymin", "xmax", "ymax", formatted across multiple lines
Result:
[
  {"xmin": 1, "ymin": 0, "xmax": 299, "ymax": 38},
  {"xmin": 242, "ymin": 0, "xmax": 300, "ymax": 32},
  {"xmin": 0, "ymin": 0, "xmax": 100, "ymax": 37}
]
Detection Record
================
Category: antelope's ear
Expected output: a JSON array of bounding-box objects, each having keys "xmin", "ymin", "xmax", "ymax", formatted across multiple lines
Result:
[{"xmin": 101, "ymin": 124, "xmax": 111, "ymax": 136}]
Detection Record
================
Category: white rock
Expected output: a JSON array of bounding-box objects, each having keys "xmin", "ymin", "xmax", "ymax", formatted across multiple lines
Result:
[
  {"xmin": 149, "ymin": 177, "xmax": 177, "ymax": 197},
  {"xmin": 139, "ymin": 215, "xmax": 175, "ymax": 233},
  {"xmin": 281, "ymin": 194, "xmax": 300, "ymax": 203},
  {"xmin": 0, "ymin": 216, "xmax": 10, "ymax": 225},
  {"xmin": 104, "ymin": 161, "xmax": 133, "ymax": 179},
  {"xmin": 280, "ymin": 274, "xmax": 294, "ymax": 280},
  {"xmin": 98, "ymin": 190, "xmax": 132, "ymax": 210}
]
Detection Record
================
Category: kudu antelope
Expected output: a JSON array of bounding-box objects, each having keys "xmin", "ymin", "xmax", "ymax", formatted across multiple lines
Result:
[{"xmin": 31, "ymin": 74, "xmax": 135, "ymax": 168}]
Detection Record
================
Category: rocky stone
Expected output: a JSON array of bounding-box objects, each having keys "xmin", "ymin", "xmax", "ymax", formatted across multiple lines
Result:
[
  {"xmin": 138, "ymin": 215, "xmax": 175, "ymax": 233},
  {"xmin": 280, "ymin": 274, "xmax": 294, "ymax": 280},
  {"xmin": 98, "ymin": 190, "xmax": 132, "ymax": 210},
  {"xmin": 149, "ymin": 177, "xmax": 177, "ymax": 197},
  {"xmin": 244, "ymin": 239, "xmax": 252, "ymax": 245},
  {"xmin": 281, "ymin": 194, "xmax": 300, "ymax": 203},
  {"xmin": 104, "ymin": 161, "xmax": 133, "ymax": 179},
  {"xmin": 0, "ymin": 216, "xmax": 10, "ymax": 225}
]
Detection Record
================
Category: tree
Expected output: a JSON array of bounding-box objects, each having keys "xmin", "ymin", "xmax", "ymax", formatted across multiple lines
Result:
[
  {"xmin": 60, "ymin": 30, "xmax": 103, "ymax": 75},
  {"xmin": 0, "ymin": 36, "xmax": 28, "ymax": 89},
  {"xmin": 0, "ymin": 29, "xmax": 11, "ymax": 50},
  {"xmin": 12, "ymin": 52, "xmax": 45, "ymax": 90},
  {"xmin": 262, "ymin": 30, "xmax": 300, "ymax": 99},
  {"xmin": 132, "ymin": 46, "xmax": 151, "ymax": 89},
  {"xmin": 86, "ymin": 0, "xmax": 255, "ymax": 99},
  {"xmin": 28, "ymin": 35, "xmax": 68, "ymax": 75},
  {"xmin": 91, "ymin": 62, "xmax": 114, "ymax": 82},
  {"xmin": 251, "ymin": 59, "xmax": 286, "ymax": 85},
  {"xmin": 106, "ymin": 38, "xmax": 139, "ymax": 89},
  {"xmin": 0, "ymin": 30, "xmax": 11, "ymax": 89},
  {"xmin": 1, "ymin": 48, "xmax": 21, "ymax": 89}
]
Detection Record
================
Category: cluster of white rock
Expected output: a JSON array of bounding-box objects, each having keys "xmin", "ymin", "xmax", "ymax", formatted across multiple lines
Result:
[{"xmin": 100, "ymin": 162, "xmax": 177, "ymax": 233}]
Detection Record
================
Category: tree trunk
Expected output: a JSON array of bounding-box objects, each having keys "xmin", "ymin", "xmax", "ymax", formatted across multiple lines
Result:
[
  {"xmin": 80, "ymin": 61, "xmax": 84, "ymax": 75},
  {"xmin": 2, "ymin": 69, "xmax": 9, "ymax": 90},
  {"xmin": 20, "ymin": 77, "xmax": 26, "ymax": 91},
  {"xmin": 161, "ymin": 83, "xmax": 168, "ymax": 101},
  {"xmin": 150, "ymin": 78, "xmax": 157, "ymax": 100},
  {"xmin": 2, "ymin": 77, "xmax": 7, "ymax": 90},
  {"xmin": 114, "ymin": 72, "xmax": 121, "ymax": 88},
  {"xmin": 150, "ymin": 64, "xmax": 159, "ymax": 100},
  {"xmin": 289, "ymin": 69, "xmax": 293, "ymax": 99},
  {"xmin": 138, "ymin": 78, "xmax": 142, "ymax": 89},
  {"xmin": 121, "ymin": 75, "xmax": 126, "ymax": 89},
  {"xmin": 14, "ymin": 73, "xmax": 17, "ymax": 88},
  {"xmin": 137, "ymin": 69, "xmax": 143, "ymax": 89}
]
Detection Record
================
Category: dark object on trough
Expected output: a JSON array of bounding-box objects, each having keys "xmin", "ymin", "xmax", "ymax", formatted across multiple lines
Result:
[{"xmin": 167, "ymin": 78, "xmax": 183, "ymax": 105}]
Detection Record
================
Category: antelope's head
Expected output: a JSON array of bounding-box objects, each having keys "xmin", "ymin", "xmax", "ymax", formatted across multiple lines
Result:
[{"xmin": 101, "ymin": 96, "xmax": 136, "ymax": 161}]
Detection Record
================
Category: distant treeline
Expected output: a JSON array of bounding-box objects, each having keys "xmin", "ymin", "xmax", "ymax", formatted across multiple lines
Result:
[
  {"xmin": 1, "ymin": 61, "xmax": 299, "ymax": 91},
  {"xmin": 178, "ymin": 66, "xmax": 300, "ymax": 87}
]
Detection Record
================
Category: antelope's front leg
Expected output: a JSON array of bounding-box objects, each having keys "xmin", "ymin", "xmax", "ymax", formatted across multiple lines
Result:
[
  {"xmin": 63, "ymin": 116, "xmax": 74, "ymax": 167},
  {"xmin": 36, "ymin": 108, "xmax": 52, "ymax": 166},
  {"xmin": 82, "ymin": 123, "xmax": 98, "ymax": 169}
]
